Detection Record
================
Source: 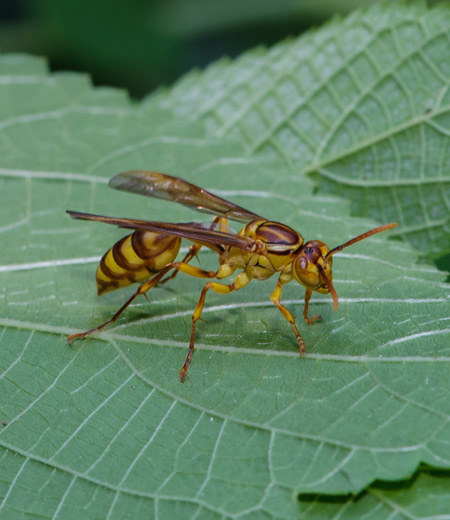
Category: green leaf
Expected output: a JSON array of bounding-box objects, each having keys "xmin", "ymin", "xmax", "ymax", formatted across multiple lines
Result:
[
  {"xmin": 156, "ymin": 2, "xmax": 450, "ymax": 262},
  {"xmin": 1, "ymin": 13, "xmax": 450, "ymax": 520},
  {"xmin": 298, "ymin": 470, "xmax": 450, "ymax": 519}
]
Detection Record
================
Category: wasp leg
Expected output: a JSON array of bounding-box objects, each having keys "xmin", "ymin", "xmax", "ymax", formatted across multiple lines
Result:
[
  {"xmin": 158, "ymin": 243, "xmax": 203, "ymax": 286},
  {"xmin": 270, "ymin": 277, "xmax": 306, "ymax": 355},
  {"xmin": 179, "ymin": 271, "xmax": 250, "ymax": 382},
  {"xmin": 67, "ymin": 261, "xmax": 217, "ymax": 343},
  {"xmin": 217, "ymin": 216, "xmax": 230, "ymax": 233},
  {"xmin": 303, "ymin": 289, "xmax": 322, "ymax": 325}
]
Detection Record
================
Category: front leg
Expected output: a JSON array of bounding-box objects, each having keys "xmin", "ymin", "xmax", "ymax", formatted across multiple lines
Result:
[
  {"xmin": 270, "ymin": 277, "xmax": 306, "ymax": 354},
  {"xmin": 302, "ymin": 288, "xmax": 322, "ymax": 325}
]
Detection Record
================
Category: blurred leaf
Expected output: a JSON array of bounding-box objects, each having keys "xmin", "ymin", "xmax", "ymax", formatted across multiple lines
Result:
[
  {"xmin": 152, "ymin": 0, "xmax": 380, "ymax": 36},
  {"xmin": 2, "ymin": 0, "xmax": 378, "ymax": 99},
  {"xmin": 1, "ymin": 11, "xmax": 450, "ymax": 520},
  {"xmin": 155, "ymin": 2, "xmax": 450, "ymax": 264}
]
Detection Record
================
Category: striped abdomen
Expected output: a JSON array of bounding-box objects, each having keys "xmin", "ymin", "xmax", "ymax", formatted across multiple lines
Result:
[{"xmin": 96, "ymin": 230, "xmax": 181, "ymax": 295}]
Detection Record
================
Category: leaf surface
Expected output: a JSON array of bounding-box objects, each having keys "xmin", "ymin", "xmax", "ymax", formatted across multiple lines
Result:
[{"xmin": 1, "ymin": 20, "xmax": 450, "ymax": 520}]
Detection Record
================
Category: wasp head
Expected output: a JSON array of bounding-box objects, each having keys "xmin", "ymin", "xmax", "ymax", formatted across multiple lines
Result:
[
  {"xmin": 291, "ymin": 223, "xmax": 398, "ymax": 312},
  {"xmin": 292, "ymin": 241, "xmax": 338, "ymax": 309}
]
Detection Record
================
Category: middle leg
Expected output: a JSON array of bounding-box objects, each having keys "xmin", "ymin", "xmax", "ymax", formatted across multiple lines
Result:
[
  {"xmin": 159, "ymin": 216, "xmax": 227, "ymax": 286},
  {"xmin": 179, "ymin": 271, "xmax": 250, "ymax": 381},
  {"xmin": 158, "ymin": 243, "xmax": 203, "ymax": 286}
]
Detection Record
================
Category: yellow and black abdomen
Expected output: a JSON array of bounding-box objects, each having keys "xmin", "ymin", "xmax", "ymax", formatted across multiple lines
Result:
[{"xmin": 96, "ymin": 230, "xmax": 181, "ymax": 295}]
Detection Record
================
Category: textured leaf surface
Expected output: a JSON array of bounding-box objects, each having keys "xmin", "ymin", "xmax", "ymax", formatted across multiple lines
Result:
[
  {"xmin": 156, "ymin": 2, "xmax": 450, "ymax": 262},
  {"xmin": 1, "ymin": 34, "xmax": 450, "ymax": 520}
]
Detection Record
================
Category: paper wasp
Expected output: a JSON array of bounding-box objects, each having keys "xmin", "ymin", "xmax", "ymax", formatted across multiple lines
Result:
[{"xmin": 67, "ymin": 171, "xmax": 397, "ymax": 381}]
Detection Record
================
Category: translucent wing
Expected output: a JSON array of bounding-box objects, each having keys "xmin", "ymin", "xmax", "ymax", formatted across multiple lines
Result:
[
  {"xmin": 67, "ymin": 211, "xmax": 255, "ymax": 251},
  {"xmin": 109, "ymin": 170, "xmax": 265, "ymax": 223}
]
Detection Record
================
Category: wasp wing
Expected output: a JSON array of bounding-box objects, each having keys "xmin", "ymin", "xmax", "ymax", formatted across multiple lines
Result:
[
  {"xmin": 109, "ymin": 170, "xmax": 264, "ymax": 223},
  {"xmin": 67, "ymin": 211, "xmax": 255, "ymax": 251}
]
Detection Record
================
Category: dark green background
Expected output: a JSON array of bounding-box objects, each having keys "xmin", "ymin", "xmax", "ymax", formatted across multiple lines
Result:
[{"xmin": 0, "ymin": 0, "xmax": 385, "ymax": 98}]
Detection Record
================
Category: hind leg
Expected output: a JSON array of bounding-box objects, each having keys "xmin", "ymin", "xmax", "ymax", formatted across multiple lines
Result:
[{"xmin": 68, "ymin": 262, "xmax": 218, "ymax": 343}]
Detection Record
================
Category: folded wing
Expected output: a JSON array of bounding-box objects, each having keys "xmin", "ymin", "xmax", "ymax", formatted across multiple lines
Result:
[
  {"xmin": 66, "ymin": 211, "xmax": 255, "ymax": 251},
  {"xmin": 109, "ymin": 170, "xmax": 265, "ymax": 223}
]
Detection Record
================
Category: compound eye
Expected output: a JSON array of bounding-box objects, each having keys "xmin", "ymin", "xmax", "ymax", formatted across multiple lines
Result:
[{"xmin": 293, "ymin": 254, "xmax": 320, "ymax": 288}]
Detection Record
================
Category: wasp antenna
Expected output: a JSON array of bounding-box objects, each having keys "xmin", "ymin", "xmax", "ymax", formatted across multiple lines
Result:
[
  {"xmin": 325, "ymin": 222, "xmax": 397, "ymax": 259},
  {"xmin": 318, "ymin": 265, "xmax": 339, "ymax": 311}
]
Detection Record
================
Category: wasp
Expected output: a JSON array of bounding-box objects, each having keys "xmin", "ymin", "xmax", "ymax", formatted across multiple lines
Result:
[{"xmin": 67, "ymin": 171, "xmax": 397, "ymax": 381}]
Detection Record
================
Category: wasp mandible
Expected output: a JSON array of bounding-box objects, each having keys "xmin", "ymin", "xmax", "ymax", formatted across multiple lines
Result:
[{"xmin": 67, "ymin": 171, "xmax": 397, "ymax": 381}]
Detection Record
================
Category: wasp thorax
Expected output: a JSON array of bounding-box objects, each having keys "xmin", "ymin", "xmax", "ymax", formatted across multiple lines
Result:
[
  {"xmin": 292, "ymin": 240, "xmax": 333, "ymax": 292},
  {"xmin": 244, "ymin": 220, "xmax": 303, "ymax": 248}
]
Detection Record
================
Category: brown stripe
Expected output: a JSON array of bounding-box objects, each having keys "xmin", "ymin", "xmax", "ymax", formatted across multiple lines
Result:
[
  {"xmin": 99, "ymin": 250, "xmax": 126, "ymax": 280},
  {"xmin": 143, "ymin": 259, "xmax": 159, "ymax": 274},
  {"xmin": 112, "ymin": 235, "xmax": 142, "ymax": 272},
  {"xmin": 97, "ymin": 279, "xmax": 119, "ymax": 295},
  {"xmin": 132, "ymin": 231, "xmax": 178, "ymax": 260},
  {"xmin": 256, "ymin": 222, "xmax": 301, "ymax": 246},
  {"xmin": 256, "ymin": 222, "xmax": 303, "ymax": 246},
  {"xmin": 153, "ymin": 232, "xmax": 176, "ymax": 247},
  {"xmin": 126, "ymin": 272, "xmax": 139, "ymax": 283},
  {"xmin": 132, "ymin": 231, "xmax": 154, "ymax": 259}
]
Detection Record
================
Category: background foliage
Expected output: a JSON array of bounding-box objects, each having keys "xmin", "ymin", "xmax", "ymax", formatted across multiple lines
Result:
[
  {"xmin": 0, "ymin": 0, "xmax": 385, "ymax": 97},
  {"xmin": 0, "ymin": 2, "xmax": 449, "ymax": 519}
]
